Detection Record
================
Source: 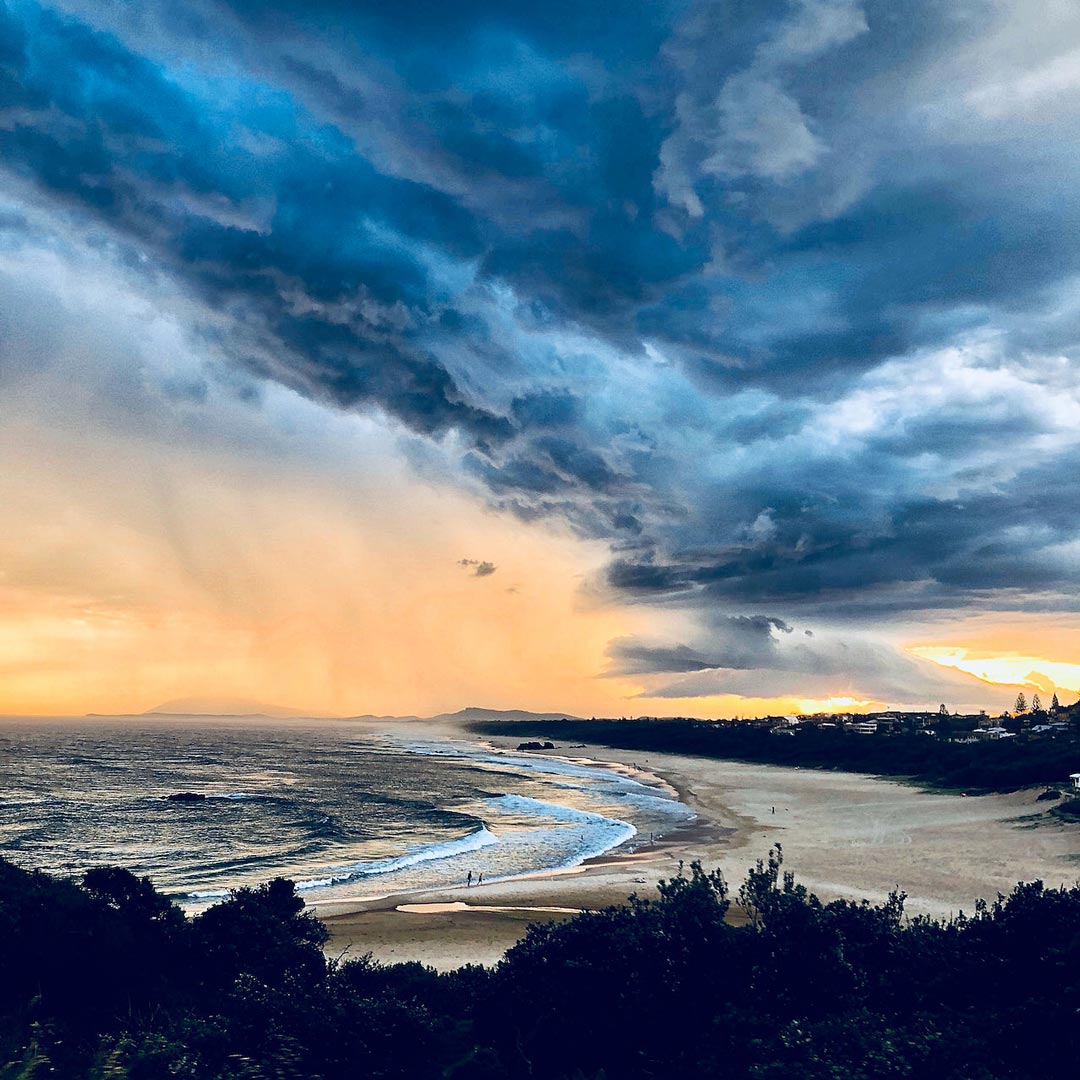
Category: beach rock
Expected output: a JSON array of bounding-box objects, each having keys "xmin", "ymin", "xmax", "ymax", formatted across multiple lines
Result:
[
  {"xmin": 165, "ymin": 792, "xmax": 206, "ymax": 802},
  {"xmin": 1037, "ymin": 788, "xmax": 1062, "ymax": 801},
  {"xmin": 516, "ymin": 741, "xmax": 556, "ymax": 751}
]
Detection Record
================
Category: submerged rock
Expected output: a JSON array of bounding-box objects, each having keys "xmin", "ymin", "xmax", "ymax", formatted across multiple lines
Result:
[{"xmin": 165, "ymin": 792, "xmax": 206, "ymax": 802}]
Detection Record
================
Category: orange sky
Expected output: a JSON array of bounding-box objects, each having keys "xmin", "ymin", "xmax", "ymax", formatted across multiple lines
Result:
[
  {"xmin": 0, "ymin": 398, "xmax": 649, "ymax": 717},
  {"xmin": 907, "ymin": 615, "xmax": 1080, "ymax": 700}
]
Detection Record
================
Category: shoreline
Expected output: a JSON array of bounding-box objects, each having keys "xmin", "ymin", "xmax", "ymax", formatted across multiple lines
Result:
[
  {"xmin": 172, "ymin": 730, "xmax": 690, "ymax": 915},
  {"xmin": 310, "ymin": 747, "xmax": 721, "ymax": 969},
  {"xmin": 314, "ymin": 734, "xmax": 1080, "ymax": 970}
]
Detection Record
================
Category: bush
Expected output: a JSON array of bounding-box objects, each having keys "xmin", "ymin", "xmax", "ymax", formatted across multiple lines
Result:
[{"xmin": 4, "ymin": 850, "xmax": 1080, "ymax": 1078}]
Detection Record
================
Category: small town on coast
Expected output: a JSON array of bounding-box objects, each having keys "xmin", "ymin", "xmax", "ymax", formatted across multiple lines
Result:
[
  {"xmin": 475, "ymin": 693, "xmax": 1080, "ymax": 801},
  {"xmin": 663, "ymin": 691, "xmax": 1080, "ymax": 742}
]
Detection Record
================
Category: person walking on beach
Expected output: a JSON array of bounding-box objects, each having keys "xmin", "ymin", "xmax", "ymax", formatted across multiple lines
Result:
[
  {"xmin": 467, "ymin": 870, "xmax": 473, "ymax": 887},
  {"xmin": 477, "ymin": 872, "xmax": 484, "ymax": 885}
]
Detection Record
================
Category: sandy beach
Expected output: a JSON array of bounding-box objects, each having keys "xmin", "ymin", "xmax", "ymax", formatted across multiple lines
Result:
[{"xmin": 311, "ymin": 735, "xmax": 1080, "ymax": 970}]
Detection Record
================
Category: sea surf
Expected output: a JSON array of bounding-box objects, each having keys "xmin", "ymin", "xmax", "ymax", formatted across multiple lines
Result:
[{"xmin": 0, "ymin": 716, "xmax": 694, "ymax": 907}]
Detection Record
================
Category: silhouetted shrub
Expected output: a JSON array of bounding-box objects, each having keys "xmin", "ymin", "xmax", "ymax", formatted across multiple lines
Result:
[{"xmin": 3, "ymin": 849, "xmax": 1080, "ymax": 1078}]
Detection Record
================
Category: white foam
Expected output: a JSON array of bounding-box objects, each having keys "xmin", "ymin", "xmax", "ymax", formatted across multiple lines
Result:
[
  {"xmin": 182, "ymin": 733, "xmax": 692, "ymax": 906},
  {"xmin": 485, "ymin": 792, "xmax": 629, "ymax": 827},
  {"xmin": 185, "ymin": 825, "xmax": 500, "ymax": 901},
  {"xmin": 293, "ymin": 824, "xmax": 499, "ymax": 891},
  {"xmin": 400, "ymin": 738, "xmax": 660, "ymax": 792}
]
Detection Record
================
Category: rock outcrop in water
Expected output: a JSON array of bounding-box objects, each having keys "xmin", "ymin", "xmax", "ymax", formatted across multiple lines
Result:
[{"xmin": 165, "ymin": 792, "xmax": 206, "ymax": 803}]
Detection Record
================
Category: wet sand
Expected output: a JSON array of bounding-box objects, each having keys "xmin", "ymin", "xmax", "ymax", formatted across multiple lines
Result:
[{"xmin": 312, "ymin": 734, "xmax": 1080, "ymax": 970}]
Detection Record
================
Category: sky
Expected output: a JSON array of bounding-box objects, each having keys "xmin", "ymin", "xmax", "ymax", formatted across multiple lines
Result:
[{"xmin": 2, "ymin": 0, "xmax": 1080, "ymax": 717}]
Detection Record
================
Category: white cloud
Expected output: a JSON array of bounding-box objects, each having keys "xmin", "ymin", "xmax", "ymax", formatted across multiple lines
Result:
[
  {"xmin": 704, "ymin": 73, "xmax": 824, "ymax": 180},
  {"xmin": 763, "ymin": 0, "xmax": 868, "ymax": 64},
  {"xmin": 655, "ymin": 0, "xmax": 868, "ymax": 207}
]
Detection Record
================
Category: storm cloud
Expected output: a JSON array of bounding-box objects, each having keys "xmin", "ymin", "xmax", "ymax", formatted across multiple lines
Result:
[
  {"xmin": 612, "ymin": 620, "xmax": 1022, "ymax": 711},
  {"xmin": 3, "ymin": 0, "xmax": 1080, "ymax": 705},
  {"xmin": 459, "ymin": 558, "xmax": 497, "ymax": 577},
  {"xmin": 607, "ymin": 617, "xmax": 795, "ymax": 676}
]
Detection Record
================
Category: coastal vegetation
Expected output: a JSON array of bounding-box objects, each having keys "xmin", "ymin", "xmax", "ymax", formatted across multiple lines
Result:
[
  {"xmin": 3, "ymin": 850, "xmax": 1080, "ymax": 1078},
  {"xmin": 471, "ymin": 713, "xmax": 1080, "ymax": 792}
]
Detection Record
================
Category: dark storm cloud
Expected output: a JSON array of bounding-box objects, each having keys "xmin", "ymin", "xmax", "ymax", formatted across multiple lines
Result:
[
  {"xmin": 458, "ymin": 559, "xmax": 497, "ymax": 577},
  {"xmin": 637, "ymin": 633, "xmax": 1010, "ymax": 709},
  {"xmin": 606, "ymin": 641, "xmax": 719, "ymax": 675},
  {"xmin": 608, "ymin": 621, "xmax": 1017, "ymax": 711},
  {"xmin": 602, "ymin": 471, "xmax": 1080, "ymax": 621},
  {"xmin": 0, "ymin": 1, "xmax": 508, "ymax": 439},
  {"xmin": 5, "ymin": 0, "xmax": 1080, "ymax": 668},
  {"xmin": 607, "ymin": 616, "xmax": 793, "ymax": 675},
  {"xmin": 510, "ymin": 390, "xmax": 579, "ymax": 429}
]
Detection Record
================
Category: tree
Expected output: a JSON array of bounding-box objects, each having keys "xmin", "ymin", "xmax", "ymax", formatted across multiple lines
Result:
[
  {"xmin": 939, "ymin": 703, "xmax": 948, "ymax": 715},
  {"xmin": 193, "ymin": 877, "xmax": 328, "ymax": 989},
  {"xmin": 1015, "ymin": 692, "xmax": 1028, "ymax": 714},
  {"xmin": 1032, "ymin": 693, "xmax": 1042, "ymax": 713},
  {"xmin": 1052, "ymin": 693, "xmax": 1061, "ymax": 712}
]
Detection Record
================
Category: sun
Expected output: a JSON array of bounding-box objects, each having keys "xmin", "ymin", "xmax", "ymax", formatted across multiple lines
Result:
[{"xmin": 794, "ymin": 695, "xmax": 875, "ymax": 715}]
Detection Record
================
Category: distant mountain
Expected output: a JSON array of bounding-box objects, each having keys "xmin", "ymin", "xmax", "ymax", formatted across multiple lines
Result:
[
  {"xmin": 338, "ymin": 713, "xmax": 423, "ymax": 722},
  {"xmin": 139, "ymin": 701, "xmax": 586, "ymax": 723},
  {"xmin": 144, "ymin": 697, "xmax": 309, "ymax": 718},
  {"xmin": 431, "ymin": 706, "xmax": 586, "ymax": 724}
]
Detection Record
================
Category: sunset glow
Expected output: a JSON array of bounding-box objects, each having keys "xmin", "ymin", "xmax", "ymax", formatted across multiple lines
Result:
[
  {"xmin": 794, "ymin": 697, "xmax": 877, "ymax": 716},
  {"xmin": 911, "ymin": 648, "xmax": 1080, "ymax": 699}
]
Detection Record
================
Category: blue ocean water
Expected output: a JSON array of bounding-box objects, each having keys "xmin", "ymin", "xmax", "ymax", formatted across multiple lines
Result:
[{"xmin": 0, "ymin": 717, "xmax": 694, "ymax": 907}]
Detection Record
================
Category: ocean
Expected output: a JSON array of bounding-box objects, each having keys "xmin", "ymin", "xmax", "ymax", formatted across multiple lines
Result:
[{"xmin": 0, "ymin": 717, "xmax": 694, "ymax": 907}]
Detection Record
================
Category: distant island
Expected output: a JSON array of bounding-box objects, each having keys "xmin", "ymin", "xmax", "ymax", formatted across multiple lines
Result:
[
  {"xmin": 83, "ymin": 702, "xmax": 588, "ymax": 723},
  {"xmin": 143, "ymin": 697, "xmax": 310, "ymax": 718}
]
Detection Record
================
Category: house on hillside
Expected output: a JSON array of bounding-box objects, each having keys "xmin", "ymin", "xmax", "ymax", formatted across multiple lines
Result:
[{"xmin": 974, "ymin": 726, "xmax": 1013, "ymax": 741}]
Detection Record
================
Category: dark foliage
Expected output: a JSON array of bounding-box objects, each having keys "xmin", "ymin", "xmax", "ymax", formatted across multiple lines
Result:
[
  {"xmin": 471, "ymin": 717, "xmax": 1080, "ymax": 792},
  {"xmin": 2, "ymin": 850, "xmax": 1080, "ymax": 1078}
]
